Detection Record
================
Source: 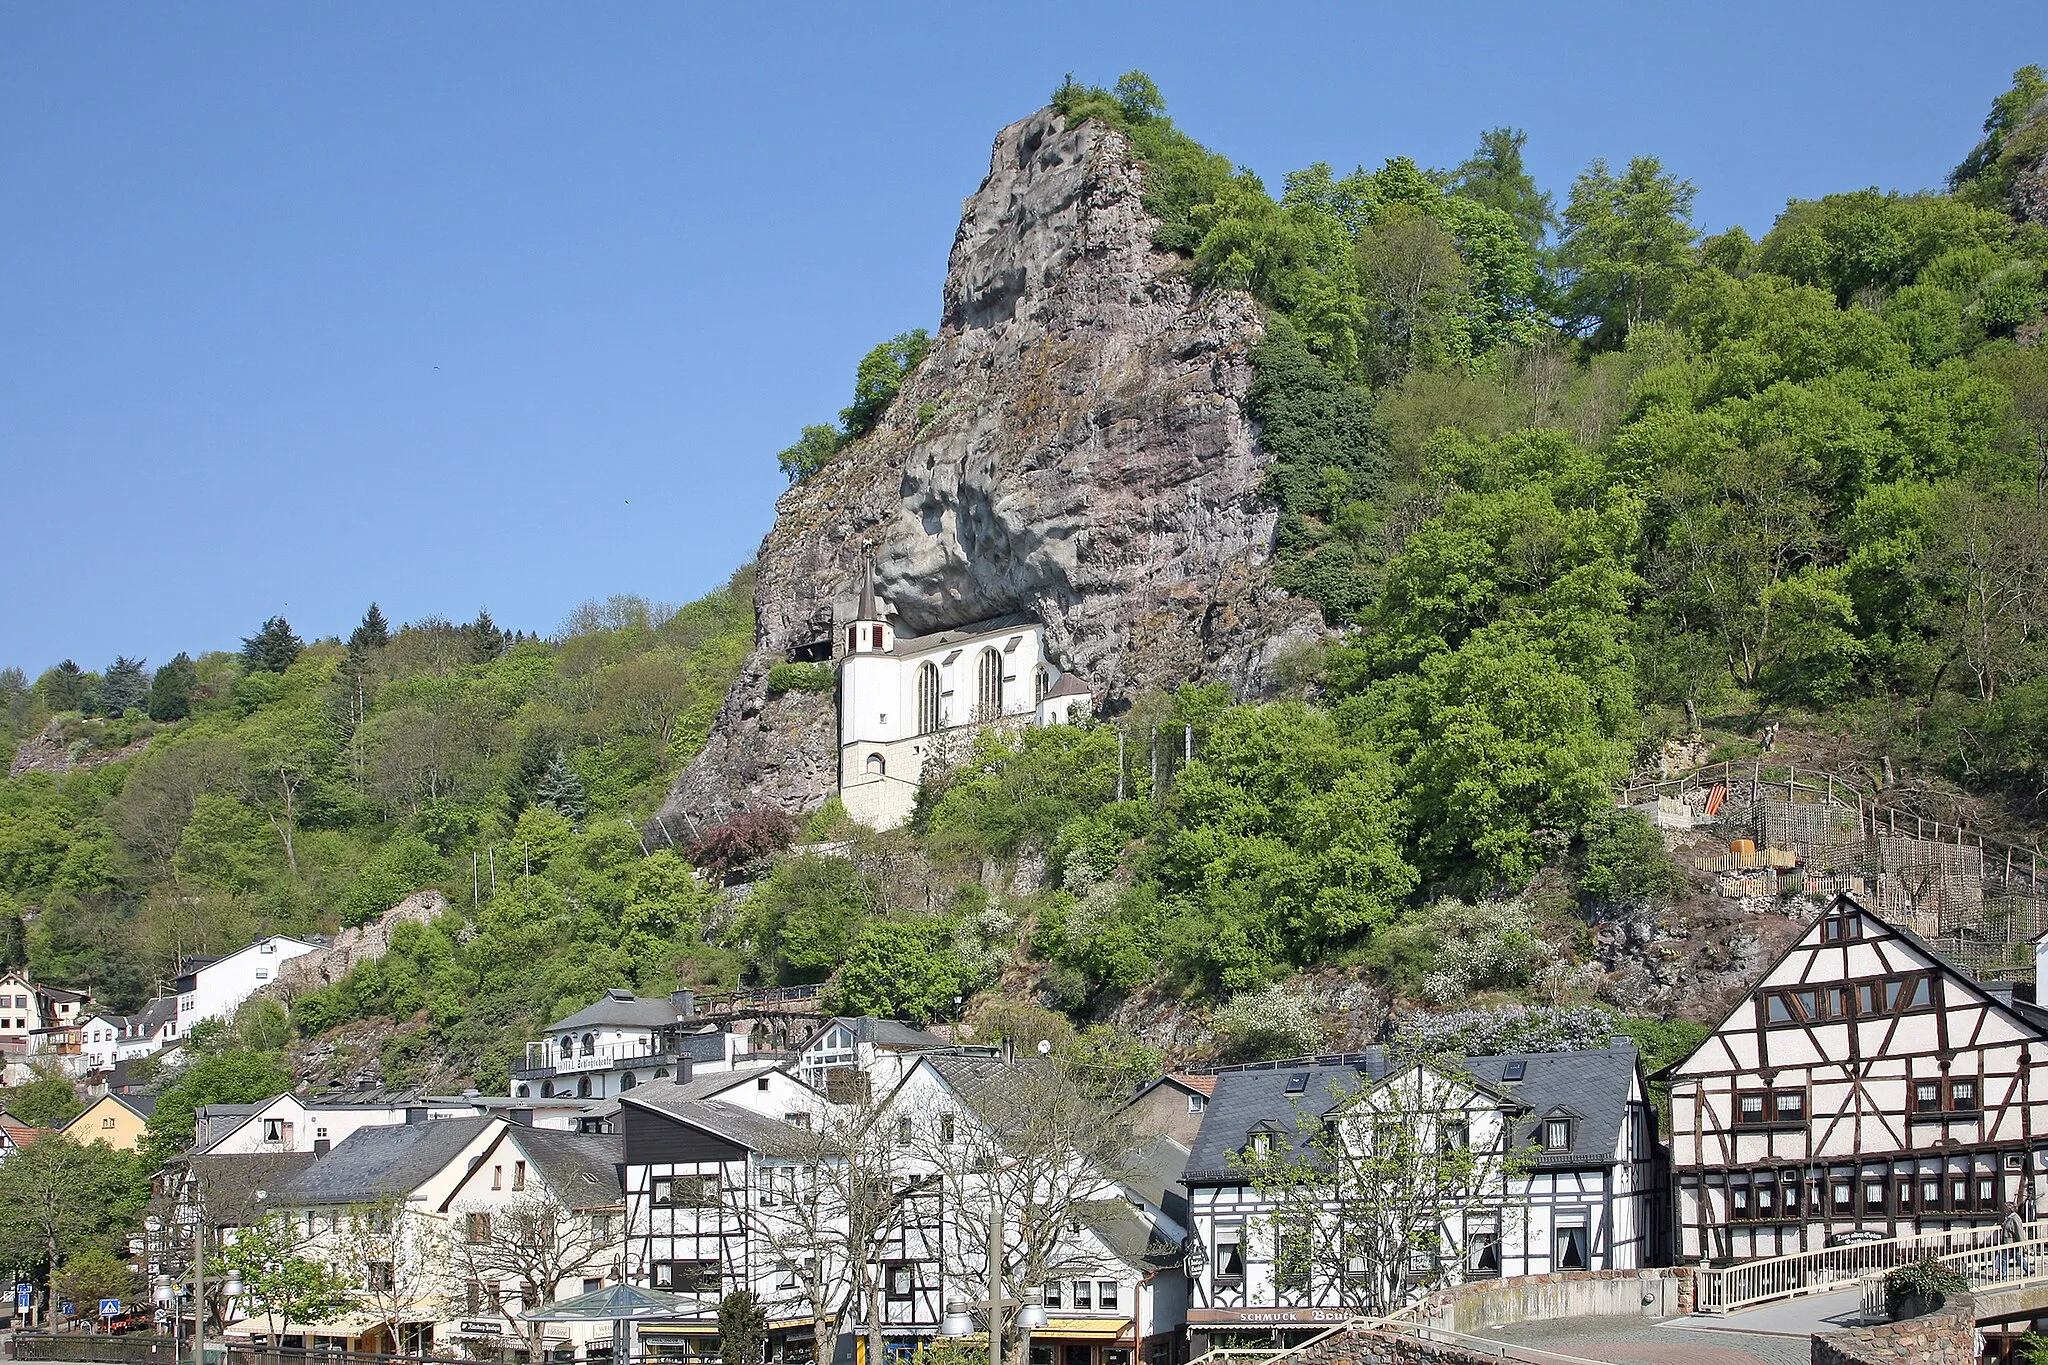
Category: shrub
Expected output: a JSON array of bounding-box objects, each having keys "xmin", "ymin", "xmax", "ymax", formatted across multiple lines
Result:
[
  {"xmin": 1580, "ymin": 807, "xmax": 1689, "ymax": 905},
  {"xmin": 1418, "ymin": 897, "xmax": 1555, "ymax": 1004},
  {"xmin": 766, "ymin": 663, "xmax": 837, "ymax": 696},
  {"xmin": 1395, "ymin": 1004, "xmax": 1622, "ymax": 1058},
  {"xmin": 1883, "ymin": 1256, "xmax": 1968, "ymax": 1320},
  {"xmin": 343, "ymin": 835, "xmax": 450, "ymax": 928},
  {"xmin": 689, "ymin": 808, "xmax": 798, "ymax": 879},
  {"xmin": 1212, "ymin": 984, "xmax": 1323, "ymax": 1062}
]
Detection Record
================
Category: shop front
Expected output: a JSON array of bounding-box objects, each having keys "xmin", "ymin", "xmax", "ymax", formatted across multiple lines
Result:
[
  {"xmin": 1185, "ymin": 1307, "xmax": 1356, "ymax": 1357},
  {"xmin": 1027, "ymin": 1316, "xmax": 1135, "ymax": 1365}
]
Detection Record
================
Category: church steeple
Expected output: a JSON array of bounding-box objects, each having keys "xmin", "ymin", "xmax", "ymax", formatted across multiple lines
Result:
[{"xmin": 844, "ymin": 556, "xmax": 893, "ymax": 656}]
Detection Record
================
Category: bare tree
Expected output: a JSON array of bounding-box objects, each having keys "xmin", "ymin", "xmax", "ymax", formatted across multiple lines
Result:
[
  {"xmin": 751, "ymin": 1101, "xmax": 928, "ymax": 1365},
  {"xmin": 449, "ymin": 1191, "xmax": 619, "ymax": 1359},
  {"xmin": 1234, "ymin": 1059, "xmax": 1532, "ymax": 1313},
  {"xmin": 916, "ymin": 1060, "xmax": 1137, "ymax": 1365},
  {"xmin": 332, "ymin": 1196, "xmax": 451, "ymax": 1356}
]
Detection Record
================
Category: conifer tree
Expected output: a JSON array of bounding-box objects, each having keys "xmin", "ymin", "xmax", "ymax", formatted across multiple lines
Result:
[
  {"xmin": 240, "ymin": 616, "xmax": 303, "ymax": 673},
  {"xmin": 534, "ymin": 749, "xmax": 588, "ymax": 825},
  {"xmin": 96, "ymin": 656, "xmax": 150, "ymax": 716},
  {"xmin": 348, "ymin": 603, "xmax": 391, "ymax": 652},
  {"xmin": 38, "ymin": 661, "xmax": 88, "ymax": 713},
  {"xmin": 465, "ymin": 610, "xmax": 507, "ymax": 664},
  {"xmin": 146, "ymin": 653, "xmax": 198, "ymax": 722}
]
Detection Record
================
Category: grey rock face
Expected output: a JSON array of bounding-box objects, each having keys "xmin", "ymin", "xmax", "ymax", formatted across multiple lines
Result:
[{"xmin": 658, "ymin": 108, "xmax": 1323, "ymax": 831}]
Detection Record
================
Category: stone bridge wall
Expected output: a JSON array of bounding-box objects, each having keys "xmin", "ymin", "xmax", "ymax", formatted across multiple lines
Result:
[
  {"xmin": 1808, "ymin": 1290, "xmax": 1975, "ymax": 1365},
  {"xmin": 1414, "ymin": 1268, "xmax": 1692, "ymax": 1334}
]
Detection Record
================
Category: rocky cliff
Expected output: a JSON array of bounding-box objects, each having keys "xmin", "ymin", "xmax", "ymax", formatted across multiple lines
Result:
[{"xmin": 657, "ymin": 107, "xmax": 1323, "ymax": 833}]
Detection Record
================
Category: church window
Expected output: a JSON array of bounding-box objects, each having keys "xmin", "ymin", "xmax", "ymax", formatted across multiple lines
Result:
[
  {"xmin": 977, "ymin": 648, "xmax": 1003, "ymax": 718},
  {"xmin": 917, "ymin": 663, "xmax": 941, "ymax": 734},
  {"xmin": 848, "ymin": 626, "xmax": 858, "ymax": 652},
  {"xmin": 1034, "ymin": 666, "xmax": 1050, "ymax": 703},
  {"xmin": 866, "ymin": 753, "xmax": 885, "ymax": 777},
  {"xmin": 872, "ymin": 625, "xmax": 884, "ymax": 649}
]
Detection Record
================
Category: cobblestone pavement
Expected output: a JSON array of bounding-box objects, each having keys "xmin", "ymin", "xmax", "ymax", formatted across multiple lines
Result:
[{"xmin": 1480, "ymin": 1315, "xmax": 1814, "ymax": 1365}]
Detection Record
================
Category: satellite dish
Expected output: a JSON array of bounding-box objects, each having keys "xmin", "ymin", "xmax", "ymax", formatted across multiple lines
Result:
[{"xmin": 1036, "ymin": 1040, "xmax": 1052, "ymax": 1056}]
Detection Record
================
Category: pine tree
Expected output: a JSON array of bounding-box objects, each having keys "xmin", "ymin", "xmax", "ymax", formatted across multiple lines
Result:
[
  {"xmin": 38, "ymin": 661, "xmax": 88, "ymax": 712},
  {"xmin": 465, "ymin": 610, "xmax": 507, "ymax": 664},
  {"xmin": 97, "ymin": 656, "xmax": 151, "ymax": 716},
  {"xmin": 348, "ymin": 603, "xmax": 391, "ymax": 652},
  {"xmin": 240, "ymin": 616, "xmax": 303, "ymax": 673},
  {"xmin": 534, "ymin": 750, "xmax": 588, "ymax": 825},
  {"xmin": 147, "ymin": 653, "xmax": 198, "ymax": 722}
]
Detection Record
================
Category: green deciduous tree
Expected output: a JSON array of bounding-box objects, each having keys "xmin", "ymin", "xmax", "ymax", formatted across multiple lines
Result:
[
  {"xmin": 3, "ymin": 1069, "xmax": 84, "ymax": 1129},
  {"xmin": 840, "ymin": 330, "xmax": 932, "ymax": 438},
  {"xmin": 1557, "ymin": 156, "xmax": 1697, "ymax": 345},
  {"xmin": 776, "ymin": 424, "xmax": 845, "ymax": 484},
  {"xmin": 0, "ymin": 1133, "xmax": 149, "ymax": 1318},
  {"xmin": 210, "ymin": 1212, "xmax": 357, "ymax": 1338}
]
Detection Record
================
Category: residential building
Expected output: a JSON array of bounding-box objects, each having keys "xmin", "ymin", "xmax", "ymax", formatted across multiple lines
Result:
[
  {"xmin": 63, "ymin": 1091, "xmax": 154, "ymax": 1152},
  {"xmin": 1669, "ymin": 893, "xmax": 2048, "ymax": 1262},
  {"xmin": 1181, "ymin": 1041, "xmax": 1660, "ymax": 1347},
  {"xmin": 80, "ymin": 999, "xmax": 181, "ymax": 1072},
  {"xmin": 0, "ymin": 974, "xmax": 93, "ymax": 1045},
  {"xmin": 792, "ymin": 1017, "xmax": 951, "ymax": 1099},
  {"xmin": 835, "ymin": 565, "xmax": 1093, "ymax": 829},
  {"xmin": 174, "ymin": 935, "xmax": 320, "ymax": 1030},
  {"xmin": 511, "ymin": 989, "xmax": 750, "ymax": 1103},
  {"xmin": 1124, "ymin": 1076, "xmax": 1214, "ymax": 1148}
]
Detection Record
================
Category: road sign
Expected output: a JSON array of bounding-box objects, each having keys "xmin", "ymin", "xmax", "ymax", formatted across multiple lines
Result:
[
  {"xmin": 100, "ymin": 1298, "xmax": 121, "ymax": 1318},
  {"xmin": 60, "ymin": 1301, "xmax": 74, "ymax": 1317},
  {"xmin": 15, "ymin": 1283, "xmax": 30, "ymax": 1311}
]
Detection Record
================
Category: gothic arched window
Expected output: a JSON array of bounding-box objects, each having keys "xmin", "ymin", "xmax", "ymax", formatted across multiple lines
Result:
[
  {"xmin": 1034, "ymin": 666, "xmax": 1051, "ymax": 704},
  {"xmin": 977, "ymin": 648, "xmax": 1003, "ymax": 719},
  {"xmin": 866, "ymin": 752, "xmax": 886, "ymax": 777},
  {"xmin": 917, "ymin": 662, "xmax": 941, "ymax": 734}
]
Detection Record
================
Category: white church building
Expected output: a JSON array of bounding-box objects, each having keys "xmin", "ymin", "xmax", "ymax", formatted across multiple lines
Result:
[{"xmin": 835, "ymin": 566, "xmax": 1091, "ymax": 828}]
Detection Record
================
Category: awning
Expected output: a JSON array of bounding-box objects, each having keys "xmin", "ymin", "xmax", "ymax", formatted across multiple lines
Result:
[
  {"xmin": 639, "ymin": 1323, "xmax": 720, "ymax": 1337},
  {"xmin": 1036, "ymin": 1318, "xmax": 1134, "ymax": 1342},
  {"xmin": 224, "ymin": 1312, "xmax": 395, "ymax": 1339}
]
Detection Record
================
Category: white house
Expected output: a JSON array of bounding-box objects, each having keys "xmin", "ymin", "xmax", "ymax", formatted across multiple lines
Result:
[
  {"xmin": 1670, "ymin": 893, "xmax": 2048, "ymax": 1263},
  {"xmin": 792, "ymin": 1017, "xmax": 951, "ymax": 1101},
  {"xmin": 175, "ymin": 936, "xmax": 319, "ymax": 1029},
  {"xmin": 510, "ymin": 989, "xmax": 750, "ymax": 1102},
  {"xmin": 834, "ymin": 566, "xmax": 1094, "ymax": 830},
  {"xmin": 1181, "ymin": 1041, "xmax": 1660, "ymax": 1349},
  {"xmin": 79, "ymin": 998, "xmax": 181, "ymax": 1072}
]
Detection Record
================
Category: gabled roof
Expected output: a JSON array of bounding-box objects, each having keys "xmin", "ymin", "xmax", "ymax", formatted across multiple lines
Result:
[
  {"xmin": 619, "ymin": 1095, "xmax": 822, "ymax": 1160},
  {"xmin": 1120, "ymin": 1133, "xmax": 1191, "ymax": 1222},
  {"xmin": 274, "ymin": 1116, "xmax": 496, "ymax": 1205},
  {"xmin": 587, "ymin": 1062, "xmax": 789, "ymax": 1121},
  {"xmin": 185, "ymin": 1151, "xmax": 322, "ymax": 1227},
  {"xmin": 805, "ymin": 1017, "xmax": 946, "ymax": 1052},
  {"xmin": 66, "ymin": 1091, "xmax": 156, "ymax": 1129},
  {"xmin": 1183, "ymin": 1041, "xmax": 1643, "ymax": 1183},
  {"xmin": 885, "ymin": 612, "xmax": 1039, "ymax": 657},
  {"xmin": 437, "ymin": 1126, "xmax": 622, "ymax": 1212},
  {"xmin": 1667, "ymin": 891, "xmax": 2048, "ymax": 1078},
  {"xmin": 0, "ymin": 1116, "xmax": 43, "ymax": 1149},
  {"xmin": 1043, "ymin": 673, "xmax": 1092, "ymax": 700}
]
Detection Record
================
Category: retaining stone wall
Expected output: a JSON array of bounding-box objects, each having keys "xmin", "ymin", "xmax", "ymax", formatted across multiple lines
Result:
[{"xmin": 1809, "ymin": 1290, "xmax": 1976, "ymax": 1365}]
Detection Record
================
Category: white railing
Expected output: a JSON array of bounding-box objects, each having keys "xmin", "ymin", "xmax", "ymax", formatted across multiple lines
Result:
[
  {"xmin": 517, "ymin": 1039, "xmax": 676, "ymax": 1076},
  {"xmin": 1856, "ymin": 1232, "xmax": 2048, "ymax": 1320},
  {"xmin": 1695, "ymin": 1223, "xmax": 2040, "ymax": 1313}
]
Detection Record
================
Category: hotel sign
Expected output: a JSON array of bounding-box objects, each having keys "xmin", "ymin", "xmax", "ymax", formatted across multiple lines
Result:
[{"xmin": 1189, "ymin": 1308, "xmax": 1356, "ymax": 1327}]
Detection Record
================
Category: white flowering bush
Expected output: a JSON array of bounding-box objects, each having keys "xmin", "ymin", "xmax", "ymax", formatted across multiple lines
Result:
[
  {"xmin": 1213, "ymin": 983, "xmax": 1324, "ymax": 1062},
  {"xmin": 1418, "ymin": 897, "xmax": 1556, "ymax": 1004}
]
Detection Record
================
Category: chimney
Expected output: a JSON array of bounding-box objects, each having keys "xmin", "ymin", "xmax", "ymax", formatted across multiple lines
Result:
[
  {"xmin": 671, "ymin": 989, "xmax": 695, "ymax": 1020},
  {"xmin": 313, "ymin": 1138, "xmax": 331, "ymax": 1157},
  {"xmin": 676, "ymin": 1055, "xmax": 695, "ymax": 1086},
  {"xmin": 509, "ymin": 1108, "xmax": 534, "ymax": 1128},
  {"xmin": 404, "ymin": 1106, "xmax": 427, "ymax": 1126}
]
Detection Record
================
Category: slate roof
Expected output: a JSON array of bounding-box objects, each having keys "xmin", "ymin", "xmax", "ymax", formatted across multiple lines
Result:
[
  {"xmin": 512, "ymin": 1127, "xmax": 623, "ymax": 1206},
  {"xmin": 275, "ymin": 1116, "xmax": 496, "ymax": 1204},
  {"xmin": 1121, "ymin": 1134, "xmax": 1191, "ymax": 1225},
  {"xmin": 1074, "ymin": 1198, "xmax": 1182, "ymax": 1272},
  {"xmin": 185, "ymin": 1151, "xmax": 322, "ymax": 1227},
  {"xmin": 807, "ymin": 1017, "xmax": 947, "ymax": 1051},
  {"xmin": 549, "ymin": 990, "xmax": 687, "ymax": 1033},
  {"xmin": 620, "ymin": 1095, "xmax": 822, "ymax": 1159},
  {"xmin": 1183, "ymin": 1041, "xmax": 1642, "ymax": 1183},
  {"xmin": 591, "ymin": 1062, "xmax": 787, "ymax": 1119},
  {"xmin": 884, "ymin": 612, "xmax": 1038, "ymax": 658},
  {"xmin": 1043, "ymin": 673, "xmax": 1093, "ymax": 699}
]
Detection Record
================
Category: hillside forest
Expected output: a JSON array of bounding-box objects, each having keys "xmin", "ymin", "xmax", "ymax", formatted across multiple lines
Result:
[{"xmin": 6, "ymin": 67, "xmax": 2048, "ymax": 1115}]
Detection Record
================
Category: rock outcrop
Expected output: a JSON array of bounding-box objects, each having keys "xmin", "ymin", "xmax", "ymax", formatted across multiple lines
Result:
[{"xmin": 659, "ymin": 107, "xmax": 1321, "ymax": 830}]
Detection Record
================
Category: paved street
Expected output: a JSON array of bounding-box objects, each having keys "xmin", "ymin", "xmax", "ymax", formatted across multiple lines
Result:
[{"xmin": 1482, "ymin": 1313, "xmax": 1815, "ymax": 1365}]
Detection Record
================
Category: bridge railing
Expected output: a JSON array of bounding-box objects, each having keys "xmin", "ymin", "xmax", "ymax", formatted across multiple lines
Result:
[
  {"xmin": 1694, "ymin": 1223, "xmax": 2027, "ymax": 1312},
  {"xmin": 1854, "ymin": 1231, "xmax": 2048, "ymax": 1320}
]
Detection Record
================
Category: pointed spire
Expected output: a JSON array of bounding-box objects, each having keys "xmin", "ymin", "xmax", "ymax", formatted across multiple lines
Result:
[{"xmin": 858, "ymin": 555, "xmax": 882, "ymax": 622}]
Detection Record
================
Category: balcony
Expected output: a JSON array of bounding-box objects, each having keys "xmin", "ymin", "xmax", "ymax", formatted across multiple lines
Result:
[{"xmin": 514, "ymin": 1039, "xmax": 681, "ymax": 1080}]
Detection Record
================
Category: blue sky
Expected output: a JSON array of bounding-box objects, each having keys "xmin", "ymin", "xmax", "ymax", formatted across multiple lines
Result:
[{"xmin": 4, "ymin": 2, "xmax": 2045, "ymax": 673}]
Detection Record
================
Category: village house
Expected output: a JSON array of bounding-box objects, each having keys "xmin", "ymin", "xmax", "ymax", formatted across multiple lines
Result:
[
  {"xmin": 511, "ymin": 989, "xmax": 751, "ymax": 1102},
  {"xmin": 79, "ymin": 998, "xmax": 181, "ymax": 1072},
  {"xmin": 62, "ymin": 1091, "xmax": 154, "ymax": 1152},
  {"xmin": 174, "ymin": 935, "xmax": 320, "ymax": 1029},
  {"xmin": 834, "ymin": 566, "xmax": 1092, "ymax": 830},
  {"xmin": 791, "ymin": 1016, "xmax": 951, "ymax": 1100},
  {"xmin": 1181, "ymin": 1040, "xmax": 1660, "ymax": 1348},
  {"xmin": 1668, "ymin": 892, "xmax": 2048, "ymax": 1262}
]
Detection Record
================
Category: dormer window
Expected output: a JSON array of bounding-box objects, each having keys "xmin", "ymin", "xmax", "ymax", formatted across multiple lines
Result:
[
  {"xmin": 1248, "ymin": 1132, "xmax": 1273, "ymax": 1159},
  {"xmin": 1187, "ymin": 1093, "xmax": 1205, "ymax": 1114},
  {"xmin": 1544, "ymin": 1117, "xmax": 1573, "ymax": 1152}
]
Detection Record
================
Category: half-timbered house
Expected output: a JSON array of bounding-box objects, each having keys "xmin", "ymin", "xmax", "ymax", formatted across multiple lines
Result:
[
  {"xmin": 1181, "ymin": 1040, "xmax": 1658, "ymax": 1350},
  {"xmin": 1669, "ymin": 892, "xmax": 2048, "ymax": 1262}
]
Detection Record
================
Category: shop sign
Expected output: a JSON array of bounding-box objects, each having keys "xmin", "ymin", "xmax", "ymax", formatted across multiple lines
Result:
[{"xmin": 1188, "ymin": 1308, "xmax": 1356, "ymax": 1327}]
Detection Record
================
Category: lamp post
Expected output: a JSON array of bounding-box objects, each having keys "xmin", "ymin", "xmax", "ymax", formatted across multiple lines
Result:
[{"xmin": 938, "ymin": 1181, "xmax": 1046, "ymax": 1365}]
